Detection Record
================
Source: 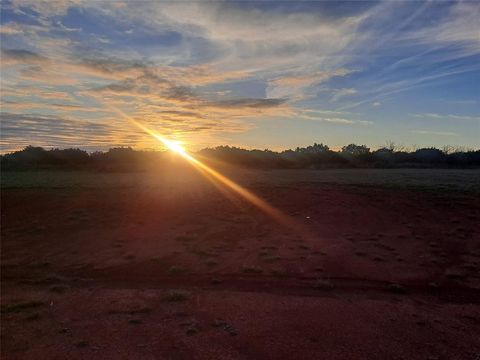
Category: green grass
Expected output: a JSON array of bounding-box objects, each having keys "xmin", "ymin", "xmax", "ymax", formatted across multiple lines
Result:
[
  {"xmin": 1, "ymin": 301, "xmax": 45, "ymax": 314},
  {"xmin": 2, "ymin": 169, "xmax": 479, "ymax": 193}
]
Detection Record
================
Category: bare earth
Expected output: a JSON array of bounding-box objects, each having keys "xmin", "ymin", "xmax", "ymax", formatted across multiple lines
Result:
[{"xmin": 2, "ymin": 168, "xmax": 480, "ymax": 360}]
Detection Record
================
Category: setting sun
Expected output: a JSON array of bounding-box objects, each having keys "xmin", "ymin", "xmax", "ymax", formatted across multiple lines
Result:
[{"xmin": 162, "ymin": 139, "xmax": 186, "ymax": 155}]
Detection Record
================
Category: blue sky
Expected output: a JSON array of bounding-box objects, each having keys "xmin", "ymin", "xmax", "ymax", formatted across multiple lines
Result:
[{"xmin": 0, "ymin": 0, "xmax": 479, "ymax": 152}]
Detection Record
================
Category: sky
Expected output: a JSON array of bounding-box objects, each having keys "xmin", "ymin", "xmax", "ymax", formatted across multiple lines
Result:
[{"xmin": 0, "ymin": 0, "xmax": 479, "ymax": 153}]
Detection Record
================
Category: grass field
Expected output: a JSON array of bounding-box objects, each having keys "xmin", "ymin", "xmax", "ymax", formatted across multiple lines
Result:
[{"xmin": 2, "ymin": 168, "xmax": 480, "ymax": 192}]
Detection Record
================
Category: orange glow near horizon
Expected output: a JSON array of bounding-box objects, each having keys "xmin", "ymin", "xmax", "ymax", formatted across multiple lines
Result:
[
  {"xmin": 144, "ymin": 122, "xmax": 297, "ymax": 227},
  {"xmin": 105, "ymin": 105, "xmax": 304, "ymax": 232}
]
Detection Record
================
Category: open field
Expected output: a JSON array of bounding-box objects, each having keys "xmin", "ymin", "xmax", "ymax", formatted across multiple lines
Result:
[
  {"xmin": 2, "ymin": 168, "xmax": 480, "ymax": 192},
  {"xmin": 2, "ymin": 168, "xmax": 480, "ymax": 359}
]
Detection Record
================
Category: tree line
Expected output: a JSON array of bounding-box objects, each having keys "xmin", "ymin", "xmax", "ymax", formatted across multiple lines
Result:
[{"xmin": 1, "ymin": 143, "xmax": 479, "ymax": 171}]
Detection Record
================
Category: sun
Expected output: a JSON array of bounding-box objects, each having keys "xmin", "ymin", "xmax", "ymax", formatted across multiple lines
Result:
[{"xmin": 162, "ymin": 139, "xmax": 186, "ymax": 155}]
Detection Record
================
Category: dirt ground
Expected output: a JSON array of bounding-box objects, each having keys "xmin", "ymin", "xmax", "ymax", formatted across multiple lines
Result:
[{"xmin": 2, "ymin": 168, "xmax": 480, "ymax": 359}]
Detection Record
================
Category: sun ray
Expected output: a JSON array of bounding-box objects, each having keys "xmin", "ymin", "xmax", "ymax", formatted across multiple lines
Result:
[{"xmin": 103, "ymin": 104, "xmax": 306, "ymax": 233}]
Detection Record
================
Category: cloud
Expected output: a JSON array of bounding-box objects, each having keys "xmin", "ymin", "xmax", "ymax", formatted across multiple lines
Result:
[
  {"xmin": 412, "ymin": 130, "xmax": 460, "ymax": 137},
  {"xmin": 154, "ymin": 2, "xmax": 365, "ymax": 64},
  {"xmin": 0, "ymin": 22, "xmax": 48, "ymax": 36},
  {"xmin": 9, "ymin": 0, "xmax": 85, "ymax": 18},
  {"xmin": 408, "ymin": 2, "xmax": 480, "ymax": 55},
  {"xmin": 297, "ymin": 109, "xmax": 372, "ymax": 126},
  {"xmin": 83, "ymin": 62, "xmax": 290, "ymax": 125},
  {"xmin": 372, "ymin": 102, "xmax": 381, "ymax": 107},
  {"xmin": 0, "ymin": 25, "xmax": 25, "ymax": 35},
  {"xmin": 330, "ymin": 1, "xmax": 480, "ymax": 111},
  {"xmin": 0, "ymin": 100, "xmax": 82, "ymax": 112},
  {"xmin": 412, "ymin": 113, "xmax": 480, "ymax": 121},
  {"xmin": 0, "ymin": 111, "xmax": 120, "ymax": 152},
  {"xmin": 413, "ymin": 113, "xmax": 441, "ymax": 119},
  {"xmin": 94, "ymin": 79, "xmax": 138, "ymax": 93},
  {"xmin": 266, "ymin": 69, "xmax": 352, "ymax": 100},
  {"xmin": 214, "ymin": 98, "xmax": 287, "ymax": 109},
  {"xmin": 79, "ymin": 57, "xmax": 148, "ymax": 75},
  {"xmin": 337, "ymin": 63, "xmax": 480, "ymax": 112},
  {"xmin": 1, "ymin": 48, "xmax": 49, "ymax": 65},
  {"xmin": 330, "ymin": 88, "xmax": 357, "ymax": 102},
  {"xmin": 0, "ymin": 85, "xmax": 76, "ymax": 103}
]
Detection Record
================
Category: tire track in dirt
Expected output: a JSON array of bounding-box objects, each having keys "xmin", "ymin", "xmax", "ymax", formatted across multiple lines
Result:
[{"xmin": 57, "ymin": 264, "xmax": 480, "ymax": 305}]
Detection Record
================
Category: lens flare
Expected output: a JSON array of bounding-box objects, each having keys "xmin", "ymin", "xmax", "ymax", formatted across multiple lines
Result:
[
  {"xmin": 162, "ymin": 139, "xmax": 186, "ymax": 155},
  {"xmin": 103, "ymin": 105, "xmax": 307, "ymax": 233}
]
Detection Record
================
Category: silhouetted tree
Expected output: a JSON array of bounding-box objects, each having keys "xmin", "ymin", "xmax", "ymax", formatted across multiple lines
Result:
[
  {"xmin": 341, "ymin": 144, "xmax": 370, "ymax": 156},
  {"xmin": 1, "ymin": 143, "xmax": 479, "ymax": 171}
]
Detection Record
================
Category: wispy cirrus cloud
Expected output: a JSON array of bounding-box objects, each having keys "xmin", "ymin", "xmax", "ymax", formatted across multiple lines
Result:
[
  {"xmin": 330, "ymin": 88, "xmax": 357, "ymax": 102},
  {"xmin": 406, "ymin": 2, "xmax": 480, "ymax": 55},
  {"xmin": 412, "ymin": 113, "xmax": 480, "ymax": 121},
  {"xmin": 297, "ymin": 109, "xmax": 372, "ymax": 126},
  {"xmin": 412, "ymin": 130, "xmax": 460, "ymax": 137}
]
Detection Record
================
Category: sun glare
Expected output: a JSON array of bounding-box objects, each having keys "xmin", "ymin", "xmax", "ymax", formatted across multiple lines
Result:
[
  {"xmin": 104, "ymin": 104, "xmax": 308, "ymax": 235},
  {"xmin": 162, "ymin": 139, "xmax": 186, "ymax": 154}
]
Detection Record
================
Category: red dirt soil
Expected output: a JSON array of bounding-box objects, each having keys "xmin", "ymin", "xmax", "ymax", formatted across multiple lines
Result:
[{"xmin": 2, "ymin": 171, "xmax": 480, "ymax": 359}]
